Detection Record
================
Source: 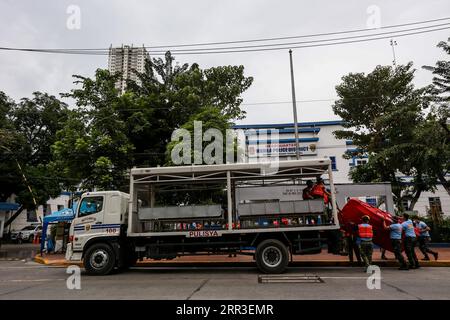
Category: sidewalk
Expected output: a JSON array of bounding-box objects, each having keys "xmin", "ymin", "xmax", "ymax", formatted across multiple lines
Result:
[{"xmin": 34, "ymin": 247, "xmax": 450, "ymax": 268}]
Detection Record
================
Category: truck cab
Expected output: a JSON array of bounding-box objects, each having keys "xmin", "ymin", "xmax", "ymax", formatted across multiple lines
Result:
[{"xmin": 66, "ymin": 191, "xmax": 129, "ymax": 273}]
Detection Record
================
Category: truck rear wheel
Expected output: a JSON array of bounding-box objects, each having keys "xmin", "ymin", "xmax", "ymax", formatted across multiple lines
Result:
[
  {"xmin": 84, "ymin": 243, "xmax": 115, "ymax": 275},
  {"xmin": 255, "ymin": 239, "xmax": 289, "ymax": 274}
]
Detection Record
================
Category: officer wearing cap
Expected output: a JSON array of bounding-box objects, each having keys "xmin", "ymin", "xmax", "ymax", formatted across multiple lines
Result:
[{"xmin": 357, "ymin": 215, "xmax": 373, "ymax": 270}]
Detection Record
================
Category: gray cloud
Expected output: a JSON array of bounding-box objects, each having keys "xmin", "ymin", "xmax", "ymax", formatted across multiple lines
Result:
[{"xmin": 0, "ymin": 0, "xmax": 449, "ymax": 123}]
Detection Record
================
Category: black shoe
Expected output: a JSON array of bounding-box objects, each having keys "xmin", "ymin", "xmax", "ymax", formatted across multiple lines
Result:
[
  {"xmin": 398, "ymin": 266, "xmax": 409, "ymax": 270},
  {"xmin": 433, "ymin": 252, "xmax": 438, "ymax": 261},
  {"xmin": 409, "ymin": 265, "xmax": 417, "ymax": 269},
  {"xmin": 415, "ymin": 265, "xmax": 421, "ymax": 269}
]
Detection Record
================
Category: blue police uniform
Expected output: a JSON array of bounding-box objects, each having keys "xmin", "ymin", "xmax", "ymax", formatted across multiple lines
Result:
[
  {"xmin": 389, "ymin": 223, "xmax": 402, "ymax": 240},
  {"xmin": 401, "ymin": 220, "xmax": 416, "ymax": 238},
  {"xmin": 402, "ymin": 219, "xmax": 419, "ymax": 268},
  {"xmin": 418, "ymin": 221, "xmax": 430, "ymax": 237}
]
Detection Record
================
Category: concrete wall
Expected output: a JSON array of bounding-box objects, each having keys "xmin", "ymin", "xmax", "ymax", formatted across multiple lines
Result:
[
  {"xmin": 412, "ymin": 185, "xmax": 450, "ymax": 217},
  {"xmin": 314, "ymin": 124, "xmax": 351, "ymax": 184}
]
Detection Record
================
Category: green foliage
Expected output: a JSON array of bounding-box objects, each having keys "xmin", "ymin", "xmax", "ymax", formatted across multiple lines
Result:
[
  {"xmin": 423, "ymin": 37, "xmax": 450, "ymax": 102},
  {"xmin": 52, "ymin": 52, "xmax": 252, "ymax": 191},
  {"xmin": 421, "ymin": 216, "xmax": 450, "ymax": 242},
  {"xmin": 54, "ymin": 70, "xmax": 134, "ymax": 191},
  {"xmin": 166, "ymin": 106, "xmax": 233, "ymax": 165},
  {"xmin": 0, "ymin": 92, "xmax": 68, "ymax": 208},
  {"xmin": 421, "ymin": 37, "xmax": 450, "ymax": 196},
  {"xmin": 333, "ymin": 63, "xmax": 435, "ymax": 211},
  {"xmin": 121, "ymin": 52, "xmax": 252, "ymax": 167}
]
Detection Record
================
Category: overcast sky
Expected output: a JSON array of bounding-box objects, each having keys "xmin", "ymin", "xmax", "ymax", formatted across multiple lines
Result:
[{"xmin": 0, "ymin": 0, "xmax": 449, "ymax": 124}]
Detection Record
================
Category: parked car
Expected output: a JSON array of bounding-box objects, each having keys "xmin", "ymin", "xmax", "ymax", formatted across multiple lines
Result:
[{"xmin": 10, "ymin": 225, "xmax": 42, "ymax": 243}]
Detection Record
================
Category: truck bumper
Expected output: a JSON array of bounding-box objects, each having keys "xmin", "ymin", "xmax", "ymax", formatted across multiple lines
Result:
[{"xmin": 65, "ymin": 243, "xmax": 82, "ymax": 262}]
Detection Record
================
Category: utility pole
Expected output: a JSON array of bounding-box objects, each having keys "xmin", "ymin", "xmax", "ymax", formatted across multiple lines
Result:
[
  {"xmin": 289, "ymin": 49, "xmax": 300, "ymax": 160},
  {"xmin": 390, "ymin": 39, "xmax": 398, "ymax": 67}
]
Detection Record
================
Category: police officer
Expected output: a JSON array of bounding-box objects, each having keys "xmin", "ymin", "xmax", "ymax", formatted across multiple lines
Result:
[
  {"xmin": 413, "ymin": 217, "xmax": 438, "ymax": 261},
  {"xmin": 383, "ymin": 216, "xmax": 408, "ymax": 270},
  {"xmin": 302, "ymin": 180, "xmax": 314, "ymax": 200},
  {"xmin": 402, "ymin": 213, "xmax": 420, "ymax": 269},
  {"xmin": 357, "ymin": 215, "xmax": 373, "ymax": 270},
  {"xmin": 311, "ymin": 177, "xmax": 332, "ymax": 204},
  {"xmin": 347, "ymin": 221, "xmax": 362, "ymax": 265}
]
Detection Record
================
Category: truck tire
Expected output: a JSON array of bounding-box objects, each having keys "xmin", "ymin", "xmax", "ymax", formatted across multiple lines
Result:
[
  {"xmin": 255, "ymin": 239, "xmax": 289, "ymax": 274},
  {"xmin": 84, "ymin": 243, "xmax": 115, "ymax": 275}
]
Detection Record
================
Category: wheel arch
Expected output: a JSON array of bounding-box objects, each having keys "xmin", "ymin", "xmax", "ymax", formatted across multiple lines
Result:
[
  {"xmin": 251, "ymin": 232, "xmax": 292, "ymax": 250},
  {"xmin": 82, "ymin": 236, "xmax": 120, "ymax": 261}
]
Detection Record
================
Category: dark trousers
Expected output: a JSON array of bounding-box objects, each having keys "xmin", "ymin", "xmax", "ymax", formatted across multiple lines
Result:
[
  {"xmin": 404, "ymin": 237, "xmax": 419, "ymax": 268},
  {"xmin": 391, "ymin": 239, "xmax": 407, "ymax": 267},
  {"xmin": 347, "ymin": 236, "xmax": 361, "ymax": 263},
  {"xmin": 359, "ymin": 241, "xmax": 373, "ymax": 267},
  {"xmin": 418, "ymin": 237, "xmax": 436, "ymax": 258}
]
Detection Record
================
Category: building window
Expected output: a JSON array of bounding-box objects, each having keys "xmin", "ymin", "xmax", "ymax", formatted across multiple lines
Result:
[
  {"xmin": 57, "ymin": 205, "xmax": 64, "ymax": 211},
  {"xmin": 429, "ymin": 197, "xmax": 442, "ymax": 214},
  {"xmin": 356, "ymin": 158, "xmax": 368, "ymax": 166},
  {"xmin": 401, "ymin": 199, "xmax": 409, "ymax": 211},
  {"xmin": 27, "ymin": 210, "xmax": 38, "ymax": 222},
  {"xmin": 44, "ymin": 204, "xmax": 51, "ymax": 216},
  {"xmin": 330, "ymin": 156, "xmax": 337, "ymax": 171},
  {"xmin": 366, "ymin": 197, "xmax": 377, "ymax": 207}
]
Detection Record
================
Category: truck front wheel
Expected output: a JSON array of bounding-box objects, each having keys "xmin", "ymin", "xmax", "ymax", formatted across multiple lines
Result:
[
  {"xmin": 84, "ymin": 243, "xmax": 115, "ymax": 275},
  {"xmin": 255, "ymin": 239, "xmax": 289, "ymax": 274}
]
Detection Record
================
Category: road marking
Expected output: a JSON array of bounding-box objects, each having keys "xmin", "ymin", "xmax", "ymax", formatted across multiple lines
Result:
[
  {"xmin": 1, "ymin": 278, "xmax": 65, "ymax": 283},
  {"xmin": 320, "ymin": 276, "xmax": 373, "ymax": 279},
  {"xmin": 259, "ymin": 274, "xmax": 324, "ymax": 283}
]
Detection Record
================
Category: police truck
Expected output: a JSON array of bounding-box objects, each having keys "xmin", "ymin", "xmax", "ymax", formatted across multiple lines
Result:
[{"xmin": 66, "ymin": 158, "xmax": 341, "ymax": 275}]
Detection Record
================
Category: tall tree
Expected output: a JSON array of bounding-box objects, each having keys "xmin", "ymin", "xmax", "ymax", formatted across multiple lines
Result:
[
  {"xmin": 422, "ymin": 37, "xmax": 450, "ymax": 196},
  {"xmin": 54, "ymin": 69, "xmax": 134, "ymax": 191},
  {"xmin": 0, "ymin": 92, "xmax": 68, "ymax": 226},
  {"xmin": 333, "ymin": 63, "xmax": 433, "ymax": 211},
  {"xmin": 165, "ymin": 106, "xmax": 234, "ymax": 166},
  {"xmin": 0, "ymin": 91, "xmax": 21, "ymax": 202},
  {"xmin": 53, "ymin": 52, "xmax": 252, "ymax": 190},
  {"xmin": 123, "ymin": 51, "xmax": 253, "ymax": 167}
]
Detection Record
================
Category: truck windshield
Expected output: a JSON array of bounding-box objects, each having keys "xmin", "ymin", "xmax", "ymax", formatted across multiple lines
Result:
[{"xmin": 78, "ymin": 196, "xmax": 104, "ymax": 217}]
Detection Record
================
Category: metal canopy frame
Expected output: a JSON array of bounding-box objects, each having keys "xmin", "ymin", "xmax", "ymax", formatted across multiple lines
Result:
[
  {"xmin": 127, "ymin": 158, "xmax": 338, "ymax": 236},
  {"xmin": 131, "ymin": 159, "xmax": 330, "ymax": 184}
]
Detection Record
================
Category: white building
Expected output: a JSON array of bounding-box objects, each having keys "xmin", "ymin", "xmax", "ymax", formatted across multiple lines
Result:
[
  {"xmin": 0, "ymin": 193, "xmax": 70, "ymax": 236},
  {"xmin": 233, "ymin": 120, "xmax": 449, "ymax": 217},
  {"xmin": 108, "ymin": 44, "xmax": 149, "ymax": 94}
]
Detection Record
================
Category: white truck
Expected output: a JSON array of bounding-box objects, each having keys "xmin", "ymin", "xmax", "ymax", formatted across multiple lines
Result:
[{"xmin": 66, "ymin": 158, "xmax": 341, "ymax": 275}]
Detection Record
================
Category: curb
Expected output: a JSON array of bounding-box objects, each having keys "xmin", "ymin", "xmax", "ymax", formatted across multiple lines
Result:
[
  {"xmin": 34, "ymin": 254, "xmax": 450, "ymax": 268},
  {"xmin": 34, "ymin": 255, "xmax": 82, "ymax": 267}
]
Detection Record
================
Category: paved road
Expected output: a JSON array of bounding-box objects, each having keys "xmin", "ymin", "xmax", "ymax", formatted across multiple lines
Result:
[
  {"xmin": 0, "ymin": 243, "xmax": 39, "ymax": 261},
  {"xmin": 0, "ymin": 259, "xmax": 449, "ymax": 300}
]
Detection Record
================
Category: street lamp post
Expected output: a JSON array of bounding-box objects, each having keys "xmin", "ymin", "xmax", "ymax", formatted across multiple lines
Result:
[{"xmin": 289, "ymin": 49, "xmax": 301, "ymax": 160}]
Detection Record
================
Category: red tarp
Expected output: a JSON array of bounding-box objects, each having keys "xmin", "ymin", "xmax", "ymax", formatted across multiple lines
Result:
[{"xmin": 339, "ymin": 198, "xmax": 401, "ymax": 252}]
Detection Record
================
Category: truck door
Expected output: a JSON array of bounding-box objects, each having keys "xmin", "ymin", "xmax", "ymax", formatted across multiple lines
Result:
[{"xmin": 72, "ymin": 195, "xmax": 105, "ymax": 251}]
